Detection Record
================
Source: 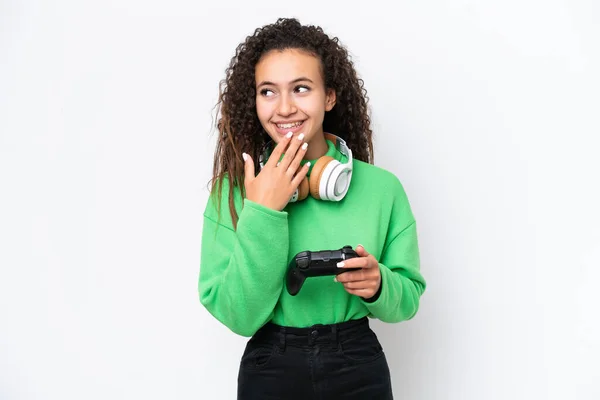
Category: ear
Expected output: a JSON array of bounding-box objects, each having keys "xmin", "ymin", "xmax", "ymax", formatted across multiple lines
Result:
[{"xmin": 325, "ymin": 88, "xmax": 337, "ymax": 111}]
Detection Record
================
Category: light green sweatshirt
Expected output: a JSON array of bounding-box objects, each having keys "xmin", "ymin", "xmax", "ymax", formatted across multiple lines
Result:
[{"xmin": 199, "ymin": 139, "xmax": 426, "ymax": 337}]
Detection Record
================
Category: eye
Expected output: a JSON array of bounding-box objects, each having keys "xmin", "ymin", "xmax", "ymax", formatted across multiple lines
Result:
[
  {"xmin": 260, "ymin": 88, "xmax": 275, "ymax": 97},
  {"xmin": 295, "ymin": 85, "xmax": 310, "ymax": 93}
]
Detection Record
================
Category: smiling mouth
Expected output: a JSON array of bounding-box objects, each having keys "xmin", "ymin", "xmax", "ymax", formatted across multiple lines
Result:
[
  {"xmin": 275, "ymin": 121, "xmax": 304, "ymax": 129},
  {"xmin": 273, "ymin": 120, "xmax": 306, "ymax": 135}
]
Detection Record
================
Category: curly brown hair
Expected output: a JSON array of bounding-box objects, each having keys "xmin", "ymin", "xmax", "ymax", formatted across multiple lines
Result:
[{"xmin": 209, "ymin": 17, "xmax": 374, "ymax": 229}]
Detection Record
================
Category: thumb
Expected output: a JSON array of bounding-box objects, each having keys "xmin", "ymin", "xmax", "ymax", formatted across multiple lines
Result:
[
  {"xmin": 242, "ymin": 153, "xmax": 255, "ymax": 183},
  {"xmin": 356, "ymin": 244, "xmax": 369, "ymax": 256}
]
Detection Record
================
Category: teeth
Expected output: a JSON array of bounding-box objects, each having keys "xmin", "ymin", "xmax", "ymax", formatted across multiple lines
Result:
[{"xmin": 277, "ymin": 121, "xmax": 303, "ymax": 129}]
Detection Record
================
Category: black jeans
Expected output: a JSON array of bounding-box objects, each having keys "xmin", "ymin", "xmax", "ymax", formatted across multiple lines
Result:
[{"xmin": 237, "ymin": 317, "xmax": 393, "ymax": 399}]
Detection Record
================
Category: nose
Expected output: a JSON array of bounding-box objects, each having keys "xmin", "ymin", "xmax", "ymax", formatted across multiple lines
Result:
[{"xmin": 277, "ymin": 93, "xmax": 297, "ymax": 116}]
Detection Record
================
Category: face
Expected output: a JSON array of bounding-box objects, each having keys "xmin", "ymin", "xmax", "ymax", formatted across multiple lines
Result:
[{"xmin": 255, "ymin": 49, "xmax": 336, "ymax": 159}]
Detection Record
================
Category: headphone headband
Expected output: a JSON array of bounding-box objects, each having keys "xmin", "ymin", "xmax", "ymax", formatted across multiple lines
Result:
[
  {"xmin": 258, "ymin": 133, "xmax": 352, "ymax": 168},
  {"xmin": 323, "ymin": 133, "xmax": 352, "ymax": 165}
]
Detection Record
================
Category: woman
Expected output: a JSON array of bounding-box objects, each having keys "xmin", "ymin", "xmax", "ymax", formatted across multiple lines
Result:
[{"xmin": 199, "ymin": 17, "xmax": 426, "ymax": 399}]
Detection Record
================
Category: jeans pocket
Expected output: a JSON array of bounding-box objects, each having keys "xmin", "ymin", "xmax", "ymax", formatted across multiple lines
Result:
[
  {"xmin": 339, "ymin": 330, "xmax": 384, "ymax": 364},
  {"xmin": 240, "ymin": 340, "xmax": 277, "ymax": 371}
]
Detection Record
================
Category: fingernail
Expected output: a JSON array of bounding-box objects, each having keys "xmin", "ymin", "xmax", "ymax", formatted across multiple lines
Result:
[
  {"xmin": 286, "ymin": 132, "xmax": 293, "ymax": 138},
  {"xmin": 297, "ymin": 133, "xmax": 304, "ymax": 141},
  {"xmin": 242, "ymin": 153, "xmax": 248, "ymax": 161},
  {"xmin": 333, "ymin": 276, "xmax": 338, "ymax": 282},
  {"xmin": 337, "ymin": 262, "xmax": 344, "ymax": 268},
  {"xmin": 301, "ymin": 142, "xmax": 308, "ymax": 150},
  {"xmin": 305, "ymin": 162, "xmax": 311, "ymax": 168}
]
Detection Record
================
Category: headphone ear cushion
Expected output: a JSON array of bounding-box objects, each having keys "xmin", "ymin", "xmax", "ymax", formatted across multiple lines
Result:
[
  {"xmin": 309, "ymin": 156, "xmax": 335, "ymax": 200},
  {"xmin": 297, "ymin": 177, "xmax": 309, "ymax": 201}
]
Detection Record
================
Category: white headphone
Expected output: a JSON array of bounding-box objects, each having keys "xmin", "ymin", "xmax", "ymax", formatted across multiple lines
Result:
[{"xmin": 259, "ymin": 133, "xmax": 353, "ymax": 202}]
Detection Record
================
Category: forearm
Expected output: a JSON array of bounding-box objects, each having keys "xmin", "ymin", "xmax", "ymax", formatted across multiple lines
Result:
[
  {"xmin": 199, "ymin": 199, "xmax": 289, "ymax": 336},
  {"xmin": 363, "ymin": 221, "xmax": 426, "ymax": 322},
  {"xmin": 363, "ymin": 264, "xmax": 425, "ymax": 322}
]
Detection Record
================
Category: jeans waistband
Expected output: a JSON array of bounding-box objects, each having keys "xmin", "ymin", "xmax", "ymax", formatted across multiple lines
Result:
[{"xmin": 253, "ymin": 317, "xmax": 370, "ymax": 350}]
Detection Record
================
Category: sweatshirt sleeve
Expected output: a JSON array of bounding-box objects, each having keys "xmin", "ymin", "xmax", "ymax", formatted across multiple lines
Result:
[
  {"xmin": 198, "ymin": 177, "xmax": 290, "ymax": 337},
  {"xmin": 362, "ymin": 176, "xmax": 426, "ymax": 322}
]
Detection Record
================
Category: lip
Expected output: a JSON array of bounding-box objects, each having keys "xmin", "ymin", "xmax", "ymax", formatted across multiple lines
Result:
[{"xmin": 272, "ymin": 120, "xmax": 306, "ymax": 136}]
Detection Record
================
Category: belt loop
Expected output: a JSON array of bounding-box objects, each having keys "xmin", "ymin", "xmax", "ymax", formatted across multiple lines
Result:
[
  {"xmin": 331, "ymin": 324, "xmax": 338, "ymax": 350},
  {"xmin": 278, "ymin": 327, "xmax": 286, "ymax": 353}
]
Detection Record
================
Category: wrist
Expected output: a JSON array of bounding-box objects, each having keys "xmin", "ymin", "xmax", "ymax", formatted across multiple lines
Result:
[
  {"xmin": 362, "ymin": 279, "xmax": 382, "ymax": 303},
  {"xmin": 246, "ymin": 195, "xmax": 281, "ymax": 212}
]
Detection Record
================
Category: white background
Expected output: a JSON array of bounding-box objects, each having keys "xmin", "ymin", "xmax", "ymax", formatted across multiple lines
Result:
[{"xmin": 1, "ymin": 1, "xmax": 599, "ymax": 399}]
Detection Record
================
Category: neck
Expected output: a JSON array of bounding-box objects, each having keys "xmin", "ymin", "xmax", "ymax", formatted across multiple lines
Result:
[{"xmin": 305, "ymin": 133, "xmax": 329, "ymax": 160}]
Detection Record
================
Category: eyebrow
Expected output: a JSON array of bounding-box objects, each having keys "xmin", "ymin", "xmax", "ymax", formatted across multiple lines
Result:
[{"xmin": 256, "ymin": 77, "xmax": 314, "ymax": 88}]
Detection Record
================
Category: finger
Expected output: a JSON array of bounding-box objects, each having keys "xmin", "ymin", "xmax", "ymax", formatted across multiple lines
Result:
[
  {"xmin": 291, "ymin": 161, "xmax": 310, "ymax": 187},
  {"xmin": 355, "ymin": 244, "xmax": 370, "ymax": 257},
  {"xmin": 242, "ymin": 153, "xmax": 255, "ymax": 182},
  {"xmin": 279, "ymin": 132, "xmax": 305, "ymax": 170},
  {"xmin": 344, "ymin": 288, "xmax": 375, "ymax": 298},
  {"xmin": 336, "ymin": 257, "xmax": 370, "ymax": 270},
  {"xmin": 265, "ymin": 131, "xmax": 293, "ymax": 168},
  {"xmin": 341, "ymin": 281, "xmax": 370, "ymax": 290},
  {"xmin": 286, "ymin": 142, "xmax": 308, "ymax": 177},
  {"xmin": 335, "ymin": 270, "xmax": 366, "ymax": 283}
]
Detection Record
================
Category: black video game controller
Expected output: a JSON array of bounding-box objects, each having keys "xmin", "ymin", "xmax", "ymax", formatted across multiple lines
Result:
[{"xmin": 286, "ymin": 245, "xmax": 361, "ymax": 296}]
